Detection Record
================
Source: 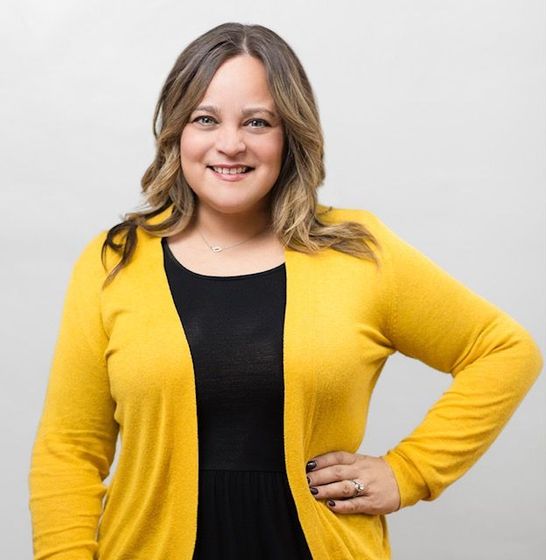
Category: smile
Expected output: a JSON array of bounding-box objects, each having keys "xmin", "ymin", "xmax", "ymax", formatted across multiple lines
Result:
[{"xmin": 207, "ymin": 166, "xmax": 255, "ymax": 182}]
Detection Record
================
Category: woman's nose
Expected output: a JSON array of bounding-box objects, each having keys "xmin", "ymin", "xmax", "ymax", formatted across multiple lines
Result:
[{"xmin": 215, "ymin": 126, "xmax": 246, "ymax": 154}]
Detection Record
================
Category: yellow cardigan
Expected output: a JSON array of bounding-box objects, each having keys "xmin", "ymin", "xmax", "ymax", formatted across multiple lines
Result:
[{"xmin": 29, "ymin": 204, "xmax": 543, "ymax": 559}]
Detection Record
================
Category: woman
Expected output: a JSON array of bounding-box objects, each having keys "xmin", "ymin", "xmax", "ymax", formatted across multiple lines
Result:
[{"xmin": 29, "ymin": 22, "xmax": 543, "ymax": 560}]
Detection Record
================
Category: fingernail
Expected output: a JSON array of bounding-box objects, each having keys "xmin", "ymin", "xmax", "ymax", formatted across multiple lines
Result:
[
  {"xmin": 310, "ymin": 487, "xmax": 318, "ymax": 495},
  {"xmin": 327, "ymin": 499, "xmax": 335, "ymax": 507},
  {"xmin": 306, "ymin": 476, "xmax": 311, "ymax": 484},
  {"xmin": 306, "ymin": 460, "xmax": 316, "ymax": 472}
]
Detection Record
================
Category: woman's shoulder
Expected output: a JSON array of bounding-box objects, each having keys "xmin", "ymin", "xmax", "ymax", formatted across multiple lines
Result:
[
  {"xmin": 72, "ymin": 228, "xmax": 123, "ymax": 280},
  {"xmin": 317, "ymin": 203, "xmax": 389, "ymax": 231}
]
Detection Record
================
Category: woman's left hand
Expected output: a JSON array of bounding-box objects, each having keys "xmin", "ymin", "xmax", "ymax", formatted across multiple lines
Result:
[{"xmin": 305, "ymin": 450, "xmax": 401, "ymax": 515}]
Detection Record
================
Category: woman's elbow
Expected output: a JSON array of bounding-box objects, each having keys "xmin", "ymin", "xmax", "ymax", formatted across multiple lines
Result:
[{"xmin": 511, "ymin": 325, "xmax": 544, "ymax": 387}]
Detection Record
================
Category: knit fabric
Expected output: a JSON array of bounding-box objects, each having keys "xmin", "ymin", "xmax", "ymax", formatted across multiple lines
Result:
[{"xmin": 28, "ymin": 204, "xmax": 543, "ymax": 559}]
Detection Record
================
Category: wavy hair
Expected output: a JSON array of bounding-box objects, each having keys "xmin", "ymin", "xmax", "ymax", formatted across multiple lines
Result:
[{"xmin": 101, "ymin": 22, "xmax": 381, "ymax": 287}]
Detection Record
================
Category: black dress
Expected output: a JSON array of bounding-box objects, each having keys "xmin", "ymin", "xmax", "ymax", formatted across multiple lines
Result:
[{"xmin": 162, "ymin": 237, "xmax": 313, "ymax": 560}]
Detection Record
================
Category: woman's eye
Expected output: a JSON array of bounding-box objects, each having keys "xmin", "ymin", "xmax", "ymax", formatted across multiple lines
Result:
[
  {"xmin": 247, "ymin": 118, "xmax": 270, "ymax": 128},
  {"xmin": 193, "ymin": 116, "xmax": 216, "ymax": 125}
]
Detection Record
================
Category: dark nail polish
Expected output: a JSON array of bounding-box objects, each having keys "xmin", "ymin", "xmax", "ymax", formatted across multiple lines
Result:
[
  {"xmin": 310, "ymin": 487, "xmax": 318, "ymax": 495},
  {"xmin": 306, "ymin": 460, "xmax": 316, "ymax": 472},
  {"xmin": 327, "ymin": 499, "xmax": 335, "ymax": 507},
  {"xmin": 306, "ymin": 476, "xmax": 311, "ymax": 484}
]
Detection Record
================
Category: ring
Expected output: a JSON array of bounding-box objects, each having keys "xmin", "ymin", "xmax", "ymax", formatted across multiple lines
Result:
[{"xmin": 349, "ymin": 479, "xmax": 366, "ymax": 497}]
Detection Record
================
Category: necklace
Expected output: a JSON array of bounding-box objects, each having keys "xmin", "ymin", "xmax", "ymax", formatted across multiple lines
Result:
[{"xmin": 197, "ymin": 224, "xmax": 271, "ymax": 253}]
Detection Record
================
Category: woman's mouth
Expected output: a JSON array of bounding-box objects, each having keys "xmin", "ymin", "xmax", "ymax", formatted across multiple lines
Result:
[{"xmin": 207, "ymin": 166, "xmax": 255, "ymax": 181}]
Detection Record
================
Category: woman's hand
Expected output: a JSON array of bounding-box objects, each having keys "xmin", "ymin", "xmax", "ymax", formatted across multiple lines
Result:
[{"xmin": 305, "ymin": 450, "xmax": 401, "ymax": 515}]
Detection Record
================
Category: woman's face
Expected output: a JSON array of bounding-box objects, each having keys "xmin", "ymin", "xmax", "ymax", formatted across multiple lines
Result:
[{"xmin": 180, "ymin": 54, "xmax": 285, "ymax": 215}]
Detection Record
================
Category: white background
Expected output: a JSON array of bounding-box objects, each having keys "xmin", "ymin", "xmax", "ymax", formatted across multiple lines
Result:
[{"xmin": 1, "ymin": 1, "xmax": 544, "ymax": 558}]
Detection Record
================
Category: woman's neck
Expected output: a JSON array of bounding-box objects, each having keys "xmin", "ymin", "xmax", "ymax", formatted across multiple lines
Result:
[{"xmin": 190, "ymin": 203, "xmax": 273, "ymax": 245}]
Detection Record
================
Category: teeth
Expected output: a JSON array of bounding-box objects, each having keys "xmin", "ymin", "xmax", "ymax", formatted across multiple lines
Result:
[{"xmin": 211, "ymin": 166, "xmax": 249, "ymax": 175}]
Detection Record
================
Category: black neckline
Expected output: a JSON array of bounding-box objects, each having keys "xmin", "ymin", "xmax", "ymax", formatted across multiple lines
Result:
[{"xmin": 162, "ymin": 237, "xmax": 285, "ymax": 280}]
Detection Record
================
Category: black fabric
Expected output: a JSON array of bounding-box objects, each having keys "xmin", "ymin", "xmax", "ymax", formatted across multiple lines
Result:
[{"xmin": 162, "ymin": 237, "xmax": 313, "ymax": 560}]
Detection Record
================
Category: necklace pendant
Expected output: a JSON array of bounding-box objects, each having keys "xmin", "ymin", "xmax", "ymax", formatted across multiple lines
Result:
[{"xmin": 211, "ymin": 246, "xmax": 223, "ymax": 253}]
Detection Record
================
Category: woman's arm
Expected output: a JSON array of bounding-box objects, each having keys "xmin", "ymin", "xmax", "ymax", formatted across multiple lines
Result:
[
  {"xmin": 372, "ymin": 214, "xmax": 543, "ymax": 510},
  {"xmin": 28, "ymin": 231, "xmax": 119, "ymax": 559}
]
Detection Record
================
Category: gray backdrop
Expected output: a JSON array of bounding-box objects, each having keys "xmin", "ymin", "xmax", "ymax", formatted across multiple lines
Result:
[{"xmin": 2, "ymin": 1, "xmax": 544, "ymax": 558}]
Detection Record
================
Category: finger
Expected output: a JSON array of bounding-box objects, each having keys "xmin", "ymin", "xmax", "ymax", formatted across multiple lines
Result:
[
  {"xmin": 325, "ymin": 496, "xmax": 375, "ymax": 515},
  {"xmin": 307, "ymin": 463, "xmax": 361, "ymax": 488},
  {"xmin": 308, "ymin": 478, "xmax": 369, "ymax": 501},
  {"xmin": 305, "ymin": 450, "xmax": 355, "ymax": 473}
]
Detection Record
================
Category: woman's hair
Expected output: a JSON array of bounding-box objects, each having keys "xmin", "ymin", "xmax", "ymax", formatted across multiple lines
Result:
[{"xmin": 101, "ymin": 21, "xmax": 381, "ymax": 287}]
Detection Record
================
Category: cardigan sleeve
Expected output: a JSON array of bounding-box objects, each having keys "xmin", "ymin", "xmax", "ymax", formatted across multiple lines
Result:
[
  {"xmin": 28, "ymin": 231, "xmax": 119, "ymax": 559},
  {"xmin": 371, "ymin": 214, "xmax": 544, "ymax": 510}
]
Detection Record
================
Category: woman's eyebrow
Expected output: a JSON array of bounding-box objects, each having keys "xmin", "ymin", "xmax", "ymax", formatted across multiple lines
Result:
[{"xmin": 194, "ymin": 104, "xmax": 278, "ymax": 118}]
